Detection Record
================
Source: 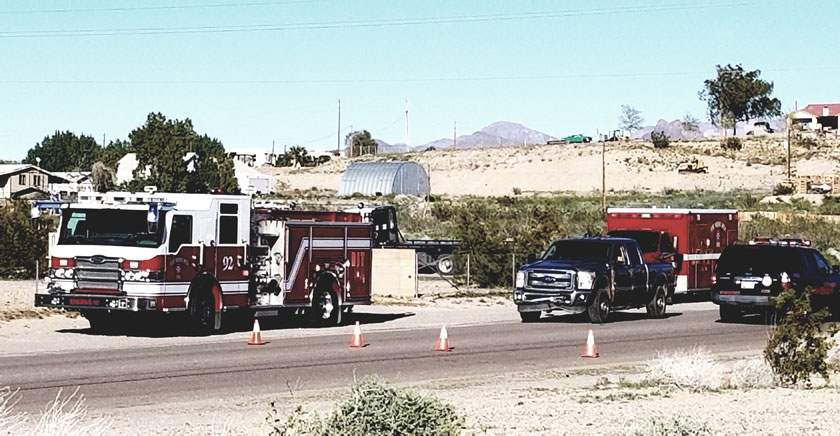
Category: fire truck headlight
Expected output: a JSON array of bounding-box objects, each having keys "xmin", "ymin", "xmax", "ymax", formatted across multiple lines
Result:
[
  {"xmin": 53, "ymin": 268, "xmax": 66, "ymax": 278},
  {"xmin": 515, "ymin": 271, "xmax": 525, "ymax": 288},
  {"xmin": 124, "ymin": 271, "xmax": 136, "ymax": 281},
  {"xmin": 577, "ymin": 271, "xmax": 596, "ymax": 290}
]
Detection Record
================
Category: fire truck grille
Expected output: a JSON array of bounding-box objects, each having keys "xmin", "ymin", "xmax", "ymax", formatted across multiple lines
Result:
[
  {"xmin": 526, "ymin": 270, "xmax": 574, "ymax": 291},
  {"xmin": 74, "ymin": 256, "xmax": 121, "ymax": 293}
]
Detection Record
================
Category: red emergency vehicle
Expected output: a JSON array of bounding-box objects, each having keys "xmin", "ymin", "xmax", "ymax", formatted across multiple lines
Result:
[
  {"xmin": 35, "ymin": 191, "xmax": 374, "ymax": 333},
  {"xmin": 606, "ymin": 207, "xmax": 739, "ymax": 294}
]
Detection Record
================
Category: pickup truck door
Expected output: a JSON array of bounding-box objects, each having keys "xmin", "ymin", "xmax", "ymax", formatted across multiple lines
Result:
[
  {"xmin": 612, "ymin": 244, "xmax": 634, "ymax": 306},
  {"xmin": 625, "ymin": 241, "xmax": 650, "ymax": 302}
]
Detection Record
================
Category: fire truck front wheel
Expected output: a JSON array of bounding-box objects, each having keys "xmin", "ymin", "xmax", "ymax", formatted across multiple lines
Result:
[
  {"xmin": 310, "ymin": 287, "xmax": 342, "ymax": 327},
  {"xmin": 82, "ymin": 310, "xmax": 121, "ymax": 333},
  {"xmin": 188, "ymin": 291, "xmax": 216, "ymax": 335}
]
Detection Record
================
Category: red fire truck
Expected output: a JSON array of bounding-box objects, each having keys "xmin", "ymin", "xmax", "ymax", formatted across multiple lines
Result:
[
  {"xmin": 35, "ymin": 191, "xmax": 374, "ymax": 333},
  {"xmin": 606, "ymin": 207, "xmax": 739, "ymax": 294}
]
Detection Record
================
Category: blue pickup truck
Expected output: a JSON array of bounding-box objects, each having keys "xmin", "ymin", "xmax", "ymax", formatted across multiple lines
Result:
[{"xmin": 513, "ymin": 237, "xmax": 676, "ymax": 323}]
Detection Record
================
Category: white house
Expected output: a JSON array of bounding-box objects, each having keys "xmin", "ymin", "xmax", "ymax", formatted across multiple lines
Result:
[
  {"xmin": 233, "ymin": 159, "xmax": 271, "ymax": 194},
  {"xmin": 789, "ymin": 104, "xmax": 840, "ymax": 132},
  {"xmin": 49, "ymin": 171, "xmax": 92, "ymax": 199}
]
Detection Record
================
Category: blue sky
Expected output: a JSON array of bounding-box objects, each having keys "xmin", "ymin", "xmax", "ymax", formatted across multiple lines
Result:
[{"xmin": 1, "ymin": 0, "xmax": 838, "ymax": 160}]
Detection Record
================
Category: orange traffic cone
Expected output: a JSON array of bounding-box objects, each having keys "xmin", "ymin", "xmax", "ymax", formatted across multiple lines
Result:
[
  {"xmin": 434, "ymin": 325, "xmax": 451, "ymax": 352},
  {"xmin": 248, "ymin": 319, "xmax": 265, "ymax": 345},
  {"xmin": 581, "ymin": 329, "xmax": 598, "ymax": 358},
  {"xmin": 349, "ymin": 321, "xmax": 365, "ymax": 348}
]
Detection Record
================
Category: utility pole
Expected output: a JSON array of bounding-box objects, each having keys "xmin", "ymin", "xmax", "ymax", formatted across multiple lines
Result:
[
  {"xmin": 404, "ymin": 99, "xmax": 410, "ymax": 148},
  {"xmin": 271, "ymin": 140, "xmax": 275, "ymax": 165},
  {"xmin": 787, "ymin": 122, "xmax": 792, "ymax": 179},
  {"xmin": 103, "ymin": 133, "xmax": 106, "ymax": 148},
  {"xmin": 601, "ymin": 136, "xmax": 606, "ymax": 214},
  {"xmin": 337, "ymin": 99, "xmax": 341, "ymax": 155},
  {"xmin": 453, "ymin": 121, "xmax": 457, "ymax": 148}
]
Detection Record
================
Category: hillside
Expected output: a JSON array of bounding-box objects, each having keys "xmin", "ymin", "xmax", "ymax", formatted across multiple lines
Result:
[{"xmin": 260, "ymin": 137, "xmax": 840, "ymax": 197}]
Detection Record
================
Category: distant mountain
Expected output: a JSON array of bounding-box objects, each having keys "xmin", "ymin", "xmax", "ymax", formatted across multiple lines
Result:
[{"xmin": 373, "ymin": 121, "xmax": 556, "ymax": 153}]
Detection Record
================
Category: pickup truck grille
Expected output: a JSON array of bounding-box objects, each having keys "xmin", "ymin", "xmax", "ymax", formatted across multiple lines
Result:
[
  {"xmin": 74, "ymin": 256, "xmax": 121, "ymax": 293},
  {"xmin": 525, "ymin": 270, "xmax": 574, "ymax": 291}
]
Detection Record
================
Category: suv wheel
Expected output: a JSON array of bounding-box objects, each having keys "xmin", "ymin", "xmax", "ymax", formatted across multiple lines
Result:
[
  {"xmin": 587, "ymin": 289, "xmax": 611, "ymax": 324},
  {"xmin": 646, "ymin": 284, "xmax": 667, "ymax": 319},
  {"xmin": 519, "ymin": 311, "xmax": 541, "ymax": 323},
  {"xmin": 719, "ymin": 305, "xmax": 741, "ymax": 323}
]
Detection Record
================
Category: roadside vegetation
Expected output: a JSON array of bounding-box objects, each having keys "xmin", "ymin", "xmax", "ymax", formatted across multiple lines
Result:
[
  {"xmin": 268, "ymin": 378, "xmax": 462, "ymax": 436},
  {"xmin": 0, "ymin": 387, "xmax": 110, "ymax": 436}
]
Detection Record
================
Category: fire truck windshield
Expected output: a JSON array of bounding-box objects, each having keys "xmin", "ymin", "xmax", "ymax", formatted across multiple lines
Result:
[{"xmin": 57, "ymin": 209, "xmax": 166, "ymax": 247}]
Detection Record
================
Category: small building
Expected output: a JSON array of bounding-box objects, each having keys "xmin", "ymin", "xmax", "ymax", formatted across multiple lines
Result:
[
  {"xmin": 789, "ymin": 104, "xmax": 840, "ymax": 132},
  {"xmin": 338, "ymin": 161, "xmax": 430, "ymax": 197},
  {"xmin": 233, "ymin": 160, "xmax": 271, "ymax": 194},
  {"xmin": 0, "ymin": 164, "xmax": 61, "ymax": 204},
  {"xmin": 49, "ymin": 171, "xmax": 93, "ymax": 199}
]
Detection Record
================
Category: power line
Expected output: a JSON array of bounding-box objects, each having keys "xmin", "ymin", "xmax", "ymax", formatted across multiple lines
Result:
[
  {"xmin": 1, "ymin": 66, "xmax": 833, "ymax": 86},
  {"xmin": 0, "ymin": 1, "xmax": 760, "ymax": 38},
  {"xmin": 0, "ymin": 1, "xmax": 325, "ymax": 15}
]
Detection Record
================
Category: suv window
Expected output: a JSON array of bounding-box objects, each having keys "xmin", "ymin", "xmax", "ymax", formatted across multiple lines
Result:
[
  {"xmin": 717, "ymin": 245, "xmax": 803, "ymax": 275},
  {"xmin": 804, "ymin": 249, "xmax": 830, "ymax": 275}
]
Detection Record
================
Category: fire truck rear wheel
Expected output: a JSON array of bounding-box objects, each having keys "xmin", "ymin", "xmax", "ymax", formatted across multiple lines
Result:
[
  {"xmin": 311, "ymin": 287, "xmax": 341, "ymax": 326},
  {"xmin": 188, "ymin": 291, "xmax": 215, "ymax": 335}
]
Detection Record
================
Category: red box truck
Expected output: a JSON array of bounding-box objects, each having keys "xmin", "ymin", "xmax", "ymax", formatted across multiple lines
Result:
[{"xmin": 606, "ymin": 208, "xmax": 738, "ymax": 294}]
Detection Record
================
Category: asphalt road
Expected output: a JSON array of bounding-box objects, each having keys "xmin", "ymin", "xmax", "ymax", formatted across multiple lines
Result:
[{"xmin": 2, "ymin": 306, "xmax": 770, "ymax": 413}]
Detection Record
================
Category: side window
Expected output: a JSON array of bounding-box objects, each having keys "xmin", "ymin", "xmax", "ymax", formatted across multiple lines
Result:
[
  {"xmin": 660, "ymin": 232, "xmax": 675, "ymax": 253},
  {"xmin": 625, "ymin": 242, "xmax": 642, "ymax": 266},
  {"xmin": 614, "ymin": 244, "xmax": 628, "ymax": 265},
  {"xmin": 813, "ymin": 251, "xmax": 830, "ymax": 274},
  {"xmin": 801, "ymin": 250, "xmax": 818, "ymax": 275},
  {"xmin": 169, "ymin": 215, "xmax": 193, "ymax": 253},
  {"xmin": 218, "ymin": 203, "xmax": 238, "ymax": 244},
  {"xmin": 33, "ymin": 175, "xmax": 41, "ymax": 186},
  {"xmin": 18, "ymin": 174, "xmax": 26, "ymax": 185}
]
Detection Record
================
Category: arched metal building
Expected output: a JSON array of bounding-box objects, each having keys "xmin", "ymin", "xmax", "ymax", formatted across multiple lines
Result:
[{"xmin": 338, "ymin": 161, "xmax": 430, "ymax": 197}]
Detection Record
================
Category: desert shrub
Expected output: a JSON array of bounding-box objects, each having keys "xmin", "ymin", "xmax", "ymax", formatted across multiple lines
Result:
[
  {"xmin": 632, "ymin": 415, "xmax": 712, "ymax": 436},
  {"xmin": 268, "ymin": 378, "xmax": 462, "ymax": 436},
  {"xmin": 643, "ymin": 347, "xmax": 774, "ymax": 391},
  {"xmin": 772, "ymin": 183, "xmax": 794, "ymax": 195},
  {"xmin": 0, "ymin": 201, "xmax": 51, "ymax": 279},
  {"xmin": 764, "ymin": 287, "xmax": 835, "ymax": 386},
  {"xmin": 740, "ymin": 215, "xmax": 840, "ymax": 258},
  {"xmin": 721, "ymin": 137, "xmax": 742, "ymax": 151},
  {"xmin": 798, "ymin": 137, "xmax": 818, "ymax": 149},
  {"xmin": 512, "ymin": 187, "xmax": 522, "ymax": 195},
  {"xmin": 650, "ymin": 131, "xmax": 670, "ymax": 149},
  {"xmin": 0, "ymin": 387, "xmax": 25, "ymax": 434}
]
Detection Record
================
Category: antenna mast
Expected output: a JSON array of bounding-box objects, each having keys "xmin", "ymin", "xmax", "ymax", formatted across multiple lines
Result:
[{"xmin": 404, "ymin": 99, "xmax": 410, "ymax": 148}]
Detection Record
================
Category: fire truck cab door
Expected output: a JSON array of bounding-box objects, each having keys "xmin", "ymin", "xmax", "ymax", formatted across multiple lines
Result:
[{"xmin": 199, "ymin": 216, "xmax": 217, "ymax": 274}]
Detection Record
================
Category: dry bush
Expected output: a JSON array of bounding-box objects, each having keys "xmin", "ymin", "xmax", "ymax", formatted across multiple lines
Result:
[
  {"xmin": 644, "ymin": 347, "xmax": 775, "ymax": 391},
  {"xmin": 31, "ymin": 388, "xmax": 111, "ymax": 436},
  {"xmin": 0, "ymin": 387, "xmax": 26, "ymax": 434}
]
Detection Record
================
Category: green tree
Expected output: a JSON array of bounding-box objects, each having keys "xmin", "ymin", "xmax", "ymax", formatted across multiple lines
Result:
[
  {"xmin": 619, "ymin": 105, "xmax": 644, "ymax": 133},
  {"xmin": 0, "ymin": 201, "xmax": 50, "ymax": 278},
  {"xmin": 128, "ymin": 113, "xmax": 238, "ymax": 194},
  {"xmin": 699, "ymin": 64, "xmax": 782, "ymax": 135},
  {"xmin": 286, "ymin": 146, "xmax": 311, "ymax": 167},
  {"xmin": 23, "ymin": 131, "xmax": 102, "ymax": 172},
  {"xmin": 89, "ymin": 161, "xmax": 115, "ymax": 193},
  {"xmin": 346, "ymin": 130, "xmax": 378, "ymax": 157},
  {"xmin": 101, "ymin": 139, "xmax": 133, "ymax": 170}
]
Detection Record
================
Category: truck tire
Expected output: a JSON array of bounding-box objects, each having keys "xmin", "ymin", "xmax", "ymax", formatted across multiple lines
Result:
[
  {"xmin": 718, "ymin": 305, "xmax": 741, "ymax": 323},
  {"xmin": 436, "ymin": 255, "xmax": 454, "ymax": 275},
  {"xmin": 587, "ymin": 289, "xmax": 611, "ymax": 324},
  {"xmin": 519, "ymin": 311, "xmax": 541, "ymax": 323},
  {"xmin": 188, "ymin": 290, "xmax": 215, "ymax": 336},
  {"xmin": 310, "ymin": 287, "xmax": 342, "ymax": 327},
  {"xmin": 645, "ymin": 284, "xmax": 667, "ymax": 319},
  {"xmin": 82, "ymin": 310, "xmax": 118, "ymax": 333}
]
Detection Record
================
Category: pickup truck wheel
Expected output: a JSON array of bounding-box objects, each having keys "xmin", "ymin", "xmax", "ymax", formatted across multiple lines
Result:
[
  {"xmin": 587, "ymin": 289, "xmax": 611, "ymax": 324},
  {"xmin": 646, "ymin": 285, "xmax": 667, "ymax": 319},
  {"xmin": 519, "ymin": 311, "xmax": 541, "ymax": 323},
  {"xmin": 718, "ymin": 305, "xmax": 741, "ymax": 323},
  {"xmin": 188, "ymin": 291, "xmax": 215, "ymax": 336},
  {"xmin": 310, "ymin": 287, "xmax": 342, "ymax": 327}
]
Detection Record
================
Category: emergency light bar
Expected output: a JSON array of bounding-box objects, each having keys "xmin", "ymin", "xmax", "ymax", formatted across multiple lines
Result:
[{"xmin": 749, "ymin": 237, "xmax": 811, "ymax": 247}]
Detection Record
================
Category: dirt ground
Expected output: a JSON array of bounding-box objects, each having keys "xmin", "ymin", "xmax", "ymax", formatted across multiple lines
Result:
[
  {"xmin": 5, "ymin": 279, "xmax": 840, "ymax": 435},
  {"xmin": 259, "ymin": 138, "xmax": 840, "ymax": 196}
]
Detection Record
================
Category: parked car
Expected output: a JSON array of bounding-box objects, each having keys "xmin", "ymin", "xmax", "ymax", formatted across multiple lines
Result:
[
  {"xmin": 711, "ymin": 239, "xmax": 840, "ymax": 322},
  {"xmin": 563, "ymin": 134, "xmax": 592, "ymax": 143},
  {"xmin": 513, "ymin": 237, "xmax": 675, "ymax": 323}
]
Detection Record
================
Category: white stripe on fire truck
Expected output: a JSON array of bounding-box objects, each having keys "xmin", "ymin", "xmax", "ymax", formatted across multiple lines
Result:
[
  {"xmin": 285, "ymin": 238, "xmax": 372, "ymax": 291},
  {"xmin": 682, "ymin": 253, "xmax": 722, "ymax": 261}
]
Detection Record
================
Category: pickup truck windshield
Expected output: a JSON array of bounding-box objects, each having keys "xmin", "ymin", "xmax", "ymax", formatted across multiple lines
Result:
[
  {"xmin": 57, "ymin": 209, "xmax": 166, "ymax": 247},
  {"xmin": 543, "ymin": 240, "xmax": 611, "ymax": 262}
]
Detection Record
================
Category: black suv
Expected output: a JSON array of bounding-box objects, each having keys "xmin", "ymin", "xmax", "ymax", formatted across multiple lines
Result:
[{"xmin": 711, "ymin": 242, "xmax": 840, "ymax": 322}]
